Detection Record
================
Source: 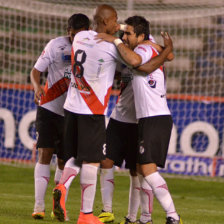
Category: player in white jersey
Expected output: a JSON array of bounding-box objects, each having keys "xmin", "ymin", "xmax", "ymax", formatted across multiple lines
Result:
[
  {"xmin": 126, "ymin": 16, "xmax": 182, "ymax": 224},
  {"xmin": 95, "ymin": 15, "xmax": 181, "ymax": 224},
  {"xmin": 52, "ymin": 4, "xmax": 174, "ymax": 224},
  {"xmin": 99, "ymin": 32, "xmax": 174, "ymax": 224},
  {"xmin": 30, "ymin": 13, "xmax": 90, "ymax": 220}
]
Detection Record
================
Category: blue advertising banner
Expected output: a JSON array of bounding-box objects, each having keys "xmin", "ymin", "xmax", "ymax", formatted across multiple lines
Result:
[{"xmin": 1, "ymin": 88, "xmax": 224, "ymax": 176}]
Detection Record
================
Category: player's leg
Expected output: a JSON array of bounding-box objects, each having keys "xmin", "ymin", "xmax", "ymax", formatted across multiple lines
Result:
[
  {"xmin": 54, "ymin": 121, "xmax": 66, "ymax": 186},
  {"xmin": 32, "ymin": 107, "xmax": 59, "ymax": 219},
  {"xmin": 51, "ymin": 158, "xmax": 71, "ymax": 221},
  {"xmin": 120, "ymin": 122, "xmax": 140, "ymax": 224},
  {"xmin": 77, "ymin": 114, "xmax": 106, "ymax": 224},
  {"xmin": 53, "ymin": 110, "xmax": 80, "ymax": 221},
  {"xmin": 138, "ymin": 116, "xmax": 182, "ymax": 224},
  {"xmin": 99, "ymin": 118, "xmax": 128, "ymax": 223},
  {"xmin": 120, "ymin": 169, "xmax": 140, "ymax": 224},
  {"xmin": 99, "ymin": 158, "xmax": 115, "ymax": 223},
  {"xmin": 54, "ymin": 163, "xmax": 63, "ymax": 185},
  {"xmin": 137, "ymin": 169, "xmax": 153, "ymax": 224},
  {"xmin": 33, "ymin": 147, "xmax": 54, "ymax": 219}
]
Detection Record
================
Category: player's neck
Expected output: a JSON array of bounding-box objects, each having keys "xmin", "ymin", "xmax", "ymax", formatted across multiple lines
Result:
[{"xmin": 93, "ymin": 24, "xmax": 106, "ymax": 33}]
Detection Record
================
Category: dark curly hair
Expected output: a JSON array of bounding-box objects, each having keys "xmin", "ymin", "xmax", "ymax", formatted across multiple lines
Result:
[{"xmin": 125, "ymin": 16, "xmax": 150, "ymax": 40}]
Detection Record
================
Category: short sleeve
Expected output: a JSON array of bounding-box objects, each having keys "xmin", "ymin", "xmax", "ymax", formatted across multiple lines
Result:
[
  {"xmin": 34, "ymin": 39, "xmax": 55, "ymax": 72},
  {"xmin": 149, "ymin": 34, "xmax": 156, "ymax": 43},
  {"xmin": 134, "ymin": 45, "xmax": 153, "ymax": 65}
]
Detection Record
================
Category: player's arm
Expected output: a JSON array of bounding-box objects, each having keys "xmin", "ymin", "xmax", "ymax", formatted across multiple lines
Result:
[
  {"xmin": 95, "ymin": 32, "xmax": 173, "ymax": 69},
  {"xmin": 136, "ymin": 32, "xmax": 173, "ymax": 74},
  {"xmin": 145, "ymin": 40, "xmax": 174, "ymax": 61},
  {"xmin": 30, "ymin": 68, "xmax": 45, "ymax": 105},
  {"xmin": 95, "ymin": 33, "xmax": 142, "ymax": 67}
]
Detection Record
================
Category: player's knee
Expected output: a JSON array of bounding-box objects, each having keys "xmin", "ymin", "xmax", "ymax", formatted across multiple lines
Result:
[
  {"xmin": 129, "ymin": 169, "xmax": 137, "ymax": 176},
  {"xmin": 100, "ymin": 158, "xmax": 114, "ymax": 168},
  {"xmin": 38, "ymin": 148, "xmax": 54, "ymax": 164},
  {"xmin": 140, "ymin": 163, "xmax": 157, "ymax": 177},
  {"xmin": 57, "ymin": 158, "xmax": 65, "ymax": 170}
]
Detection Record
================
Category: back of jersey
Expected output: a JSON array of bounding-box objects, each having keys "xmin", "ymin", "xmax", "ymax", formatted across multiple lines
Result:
[{"xmin": 64, "ymin": 30, "xmax": 119, "ymax": 115}]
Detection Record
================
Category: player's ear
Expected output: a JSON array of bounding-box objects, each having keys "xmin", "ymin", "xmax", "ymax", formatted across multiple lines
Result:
[
  {"xmin": 138, "ymin": 33, "xmax": 145, "ymax": 43},
  {"xmin": 67, "ymin": 27, "xmax": 70, "ymax": 35},
  {"xmin": 103, "ymin": 17, "xmax": 109, "ymax": 26}
]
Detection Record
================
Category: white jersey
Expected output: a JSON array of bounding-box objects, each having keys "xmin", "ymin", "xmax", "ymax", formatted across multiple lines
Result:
[
  {"xmin": 64, "ymin": 30, "xmax": 121, "ymax": 115},
  {"xmin": 34, "ymin": 36, "xmax": 72, "ymax": 116},
  {"xmin": 132, "ymin": 44, "xmax": 171, "ymax": 119},
  {"xmin": 110, "ymin": 34, "xmax": 156, "ymax": 123},
  {"xmin": 110, "ymin": 63, "xmax": 137, "ymax": 123}
]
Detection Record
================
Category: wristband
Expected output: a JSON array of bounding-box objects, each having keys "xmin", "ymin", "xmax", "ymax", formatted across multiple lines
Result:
[
  {"xmin": 119, "ymin": 24, "xmax": 127, "ymax": 31},
  {"xmin": 114, "ymin": 38, "xmax": 123, "ymax": 47}
]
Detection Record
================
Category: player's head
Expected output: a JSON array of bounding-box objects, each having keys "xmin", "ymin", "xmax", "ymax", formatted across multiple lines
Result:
[
  {"xmin": 93, "ymin": 4, "xmax": 119, "ymax": 35},
  {"xmin": 122, "ymin": 16, "xmax": 150, "ymax": 49},
  {"xmin": 67, "ymin": 13, "xmax": 90, "ymax": 42}
]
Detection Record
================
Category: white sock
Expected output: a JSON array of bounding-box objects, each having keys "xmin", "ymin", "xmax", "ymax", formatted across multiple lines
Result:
[
  {"xmin": 59, "ymin": 157, "xmax": 80, "ymax": 189},
  {"xmin": 138, "ymin": 174, "xmax": 153, "ymax": 222},
  {"xmin": 144, "ymin": 172, "xmax": 179, "ymax": 220},
  {"xmin": 80, "ymin": 164, "xmax": 98, "ymax": 213},
  {"xmin": 54, "ymin": 166, "xmax": 63, "ymax": 185},
  {"xmin": 34, "ymin": 162, "xmax": 50, "ymax": 212},
  {"xmin": 127, "ymin": 175, "xmax": 140, "ymax": 222},
  {"xmin": 100, "ymin": 167, "xmax": 114, "ymax": 213}
]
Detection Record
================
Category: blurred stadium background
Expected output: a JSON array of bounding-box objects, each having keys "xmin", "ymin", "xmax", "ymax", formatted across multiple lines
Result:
[{"xmin": 0, "ymin": 0, "xmax": 224, "ymax": 177}]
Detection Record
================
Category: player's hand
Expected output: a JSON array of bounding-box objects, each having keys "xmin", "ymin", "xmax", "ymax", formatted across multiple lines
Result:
[
  {"xmin": 161, "ymin": 32, "xmax": 173, "ymax": 52},
  {"xmin": 34, "ymin": 86, "xmax": 45, "ymax": 105},
  {"xmin": 95, "ymin": 33, "xmax": 117, "ymax": 43}
]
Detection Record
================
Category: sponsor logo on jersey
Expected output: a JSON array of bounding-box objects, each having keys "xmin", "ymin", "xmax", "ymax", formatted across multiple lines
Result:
[
  {"xmin": 77, "ymin": 40, "xmax": 94, "ymax": 48},
  {"xmin": 98, "ymin": 59, "xmax": 105, "ymax": 63},
  {"xmin": 62, "ymin": 53, "xmax": 71, "ymax": 62},
  {"xmin": 83, "ymin": 37, "xmax": 90, "ymax": 41},
  {"xmin": 148, "ymin": 79, "xmax": 156, "ymax": 88},
  {"xmin": 71, "ymin": 81, "xmax": 91, "ymax": 93},
  {"xmin": 64, "ymin": 66, "xmax": 72, "ymax": 79}
]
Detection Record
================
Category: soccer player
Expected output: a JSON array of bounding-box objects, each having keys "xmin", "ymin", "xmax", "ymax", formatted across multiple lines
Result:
[
  {"xmin": 99, "ymin": 61, "xmax": 152, "ymax": 224},
  {"xmin": 30, "ymin": 13, "xmax": 90, "ymax": 220},
  {"xmin": 52, "ymin": 4, "xmax": 173, "ymax": 224},
  {"xmin": 95, "ymin": 15, "xmax": 181, "ymax": 224},
  {"xmin": 98, "ymin": 34, "xmax": 174, "ymax": 224}
]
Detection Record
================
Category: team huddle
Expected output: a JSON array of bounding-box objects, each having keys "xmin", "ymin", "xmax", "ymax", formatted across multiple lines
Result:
[{"xmin": 30, "ymin": 4, "xmax": 182, "ymax": 224}]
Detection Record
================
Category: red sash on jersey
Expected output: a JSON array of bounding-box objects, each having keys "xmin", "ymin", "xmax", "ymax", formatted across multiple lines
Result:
[
  {"xmin": 74, "ymin": 76, "xmax": 112, "ymax": 114},
  {"xmin": 40, "ymin": 78, "xmax": 70, "ymax": 105},
  {"xmin": 151, "ymin": 47, "xmax": 164, "ymax": 72},
  {"xmin": 71, "ymin": 47, "xmax": 111, "ymax": 114}
]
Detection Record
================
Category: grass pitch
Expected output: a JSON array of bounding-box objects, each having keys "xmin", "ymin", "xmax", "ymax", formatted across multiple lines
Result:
[{"xmin": 0, "ymin": 164, "xmax": 224, "ymax": 224}]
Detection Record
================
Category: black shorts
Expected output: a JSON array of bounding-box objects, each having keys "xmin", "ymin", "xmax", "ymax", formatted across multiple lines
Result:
[
  {"xmin": 35, "ymin": 106, "xmax": 64, "ymax": 159},
  {"xmin": 137, "ymin": 115, "xmax": 173, "ymax": 168},
  {"xmin": 106, "ymin": 118, "xmax": 138, "ymax": 170},
  {"xmin": 63, "ymin": 109, "xmax": 106, "ymax": 163}
]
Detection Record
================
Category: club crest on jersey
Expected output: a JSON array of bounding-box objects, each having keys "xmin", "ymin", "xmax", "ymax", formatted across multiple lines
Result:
[{"xmin": 148, "ymin": 79, "xmax": 156, "ymax": 88}]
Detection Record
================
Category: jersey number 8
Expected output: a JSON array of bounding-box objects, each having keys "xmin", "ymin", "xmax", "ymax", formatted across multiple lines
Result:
[{"xmin": 73, "ymin": 49, "xmax": 87, "ymax": 78}]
